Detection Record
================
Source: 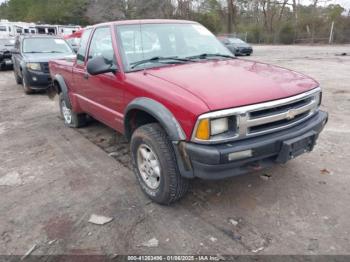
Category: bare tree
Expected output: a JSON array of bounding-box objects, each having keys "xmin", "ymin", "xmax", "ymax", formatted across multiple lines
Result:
[{"xmin": 227, "ymin": 0, "xmax": 237, "ymax": 33}]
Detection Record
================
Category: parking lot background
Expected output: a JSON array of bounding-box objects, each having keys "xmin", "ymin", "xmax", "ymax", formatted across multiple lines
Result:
[{"xmin": 0, "ymin": 45, "xmax": 350, "ymax": 255}]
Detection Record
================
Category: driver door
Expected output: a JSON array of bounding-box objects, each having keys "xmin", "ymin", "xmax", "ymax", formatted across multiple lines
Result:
[{"xmin": 84, "ymin": 26, "xmax": 124, "ymax": 130}]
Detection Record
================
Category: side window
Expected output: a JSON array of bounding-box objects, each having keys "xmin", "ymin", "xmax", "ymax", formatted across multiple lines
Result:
[
  {"xmin": 76, "ymin": 28, "xmax": 92, "ymax": 65},
  {"xmin": 88, "ymin": 27, "xmax": 114, "ymax": 63}
]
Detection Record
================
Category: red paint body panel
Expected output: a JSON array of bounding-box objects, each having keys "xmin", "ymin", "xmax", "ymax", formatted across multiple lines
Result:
[
  {"xmin": 145, "ymin": 59, "xmax": 318, "ymax": 111},
  {"xmin": 49, "ymin": 20, "xmax": 319, "ymax": 141},
  {"xmin": 64, "ymin": 29, "xmax": 84, "ymax": 40}
]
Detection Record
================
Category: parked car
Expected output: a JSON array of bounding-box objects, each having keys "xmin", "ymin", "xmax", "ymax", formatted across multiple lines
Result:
[
  {"xmin": 49, "ymin": 20, "xmax": 328, "ymax": 204},
  {"xmin": 12, "ymin": 35, "xmax": 75, "ymax": 94},
  {"xmin": 218, "ymin": 36, "xmax": 253, "ymax": 56},
  {"xmin": 0, "ymin": 37, "xmax": 15, "ymax": 70},
  {"xmin": 64, "ymin": 29, "xmax": 84, "ymax": 53}
]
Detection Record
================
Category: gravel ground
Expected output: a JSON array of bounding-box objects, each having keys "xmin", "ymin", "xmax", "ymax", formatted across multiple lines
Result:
[{"xmin": 0, "ymin": 45, "xmax": 350, "ymax": 256}]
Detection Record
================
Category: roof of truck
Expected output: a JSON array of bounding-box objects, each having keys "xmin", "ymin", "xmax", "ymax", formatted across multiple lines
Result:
[
  {"xmin": 17, "ymin": 34, "xmax": 65, "ymax": 42},
  {"xmin": 94, "ymin": 19, "xmax": 197, "ymax": 28}
]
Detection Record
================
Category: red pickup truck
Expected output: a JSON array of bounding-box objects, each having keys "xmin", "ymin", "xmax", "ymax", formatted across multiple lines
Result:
[{"xmin": 49, "ymin": 20, "xmax": 328, "ymax": 204}]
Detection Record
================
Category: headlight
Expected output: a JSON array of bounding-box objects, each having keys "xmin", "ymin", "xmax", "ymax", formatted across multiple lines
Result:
[
  {"xmin": 26, "ymin": 62, "xmax": 41, "ymax": 71},
  {"xmin": 211, "ymin": 118, "xmax": 229, "ymax": 136}
]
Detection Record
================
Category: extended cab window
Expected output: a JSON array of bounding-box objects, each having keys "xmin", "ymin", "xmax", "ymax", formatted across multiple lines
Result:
[
  {"xmin": 88, "ymin": 27, "xmax": 114, "ymax": 63},
  {"xmin": 77, "ymin": 28, "xmax": 92, "ymax": 65}
]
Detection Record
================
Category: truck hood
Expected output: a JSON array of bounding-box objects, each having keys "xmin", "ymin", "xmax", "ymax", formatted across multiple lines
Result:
[
  {"xmin": 23, "ymin": 53, "xmax": 76, "ymax": 63},
  {"xmin": 145, "ymin": 59, "xmax": 319, "ymax": 111}
]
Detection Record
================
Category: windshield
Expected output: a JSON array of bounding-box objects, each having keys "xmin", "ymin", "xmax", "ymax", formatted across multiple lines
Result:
[
  {"xmin": 116, "ymin": 23, "xmax": 233, "ymax": 71},
  {"xmin": 0, "ymin": 39, "xmax": 15, "ymax": 48},
  {"xmin": 23, "ymin": 38, "xmax": 72, "ymax": 53},
  {"xmin": 229, "ymin": 38, "xmax": 246, "ymax": 44}
]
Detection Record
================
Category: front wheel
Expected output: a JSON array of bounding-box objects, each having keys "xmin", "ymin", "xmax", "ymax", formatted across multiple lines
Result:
[
  {"xmin": 14, "ymin": 70, "xmax": 22, "ymax": 84},
  {"xmin": 22, "ymin": 76, "xmax": 33, "ymax": 94},
  {"xmin": 59, "ymin": 93, "xmax": 86, "ymax": 128},
  {"xmin": 130, "ymin": 123, "xmax": 189, "ymax": 205}
]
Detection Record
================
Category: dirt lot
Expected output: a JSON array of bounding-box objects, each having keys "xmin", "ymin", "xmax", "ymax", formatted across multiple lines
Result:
[{"xmin": 0, "ymin": 45, "xmax": 350, "ymax": 257}]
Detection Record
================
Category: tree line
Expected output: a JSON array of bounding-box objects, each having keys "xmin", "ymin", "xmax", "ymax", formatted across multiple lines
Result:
[{"xmin": 1, "ymin": 0, "xmax": 349, "ymax": 44}]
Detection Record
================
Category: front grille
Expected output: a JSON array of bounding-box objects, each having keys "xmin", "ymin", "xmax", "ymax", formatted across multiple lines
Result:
[
  {"xmin": 242, "ymin": 91, "xmax": 319, "ymax": 137},
  {"xmin": 240, "ymin": 48, "xmax": 252, "ymax": 53},
  {"xmin": 41, "ymin": 62, "xmax": 50, "ymax": 73},
  {"xmin": 250, "ymin": 97, "xmax": 312, "ymax": 119},
  {"xmin": 2, "ymin": 51, "xmax": 12, "ymax": 59},
  {"xmin": 249, "ymin": 112, "xmax": 309, "ymax": 134}
]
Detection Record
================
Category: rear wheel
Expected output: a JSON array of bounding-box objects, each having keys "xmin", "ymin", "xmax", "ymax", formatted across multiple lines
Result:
[
  {"xmin": 59, "ymin": 93, "xmax": 86, "ymax": 128},
  {"xmin": 130, "ymin": 123, "xmax": 189, "ymax": 205}
]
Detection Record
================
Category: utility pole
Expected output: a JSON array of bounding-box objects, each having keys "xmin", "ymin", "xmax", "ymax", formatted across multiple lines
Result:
[{"xmin": 329, "ymin": 21, "xmax": 334, "ymax": 44}]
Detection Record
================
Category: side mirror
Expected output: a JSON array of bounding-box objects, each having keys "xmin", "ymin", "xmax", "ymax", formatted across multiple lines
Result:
[
  {"xmin": 11, "ymin": 49, "xmax": 19, "ymax": 54},
  {"xmin": 87, "ymin": 55, "xmax": 117, "ymax": 76}
]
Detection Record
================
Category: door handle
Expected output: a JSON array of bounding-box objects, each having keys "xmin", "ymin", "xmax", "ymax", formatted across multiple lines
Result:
[{"xmin": 83, "ymin": 73, "xmax": 89, "ymax": 80}]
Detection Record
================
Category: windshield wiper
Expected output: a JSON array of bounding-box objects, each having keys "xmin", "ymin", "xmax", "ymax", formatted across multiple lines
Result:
[
  {"xmin": 186, "ymin": 53, "xmax": 235, "ymax": 60},
  {"xmin": 130, "ymin": 56, "xmax": 191, "ymax": 69},
  {"xmin": 50, "ymin": 51, "xmax": 65, "ymax": 53}
]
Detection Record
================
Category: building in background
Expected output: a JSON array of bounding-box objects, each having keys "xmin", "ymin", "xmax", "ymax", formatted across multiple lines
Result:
[{"xmin": 0, "ymin": 19, "xmax": 81, "ymax": 38}]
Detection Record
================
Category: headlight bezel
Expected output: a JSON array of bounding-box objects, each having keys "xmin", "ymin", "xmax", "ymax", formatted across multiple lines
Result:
[
  {"xmin": 192, "ymin": 115, "xmax": 239, "ymax": 143},
  {"xmin": 26, "ymin": 62, "xmax": 41, "ymax": 71}
]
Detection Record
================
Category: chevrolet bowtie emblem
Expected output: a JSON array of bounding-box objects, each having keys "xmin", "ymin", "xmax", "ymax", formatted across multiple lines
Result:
[{"xmin": 286, "ymin": 109, "xmax": 297, "ymax": 120}]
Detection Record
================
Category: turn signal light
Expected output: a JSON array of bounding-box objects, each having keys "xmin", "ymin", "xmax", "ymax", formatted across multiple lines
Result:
[{"xmin": 195, "ymin": 119, "xmax": 210, "ymax": 140}]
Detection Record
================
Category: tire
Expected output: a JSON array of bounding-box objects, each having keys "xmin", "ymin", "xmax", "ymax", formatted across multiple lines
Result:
[
  {"xmin": 130, "ymin": 123, "xmax": 189, "ymax": 205},
  {"xmin": 14, "ymin": 70, "xmax": 22, "ymax": 84},
  {"xmin": 59, "ymin": 93, "xmax": 86, "ymax": 128},
  {"xmin": 22, "ymin": 76, "xmax": 33, "ymax": 94}
]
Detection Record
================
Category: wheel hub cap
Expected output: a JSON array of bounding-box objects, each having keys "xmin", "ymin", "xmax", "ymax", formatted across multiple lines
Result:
[
  {"xmin": 137, "ymin": 144, "xmax": 161, "ymax": 190},
  {"xmin": 61, "ymin": 101, "xmax": 72, "ymax": 124}
]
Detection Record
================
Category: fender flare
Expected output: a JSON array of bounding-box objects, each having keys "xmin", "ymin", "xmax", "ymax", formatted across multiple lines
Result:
[
  {"xmin": 124, "ymin": 97, "xmax": 186, "ymax": 141},
  {"xmin": 53, "ymin": 74, "xmax": 72, "ymax": 109}
]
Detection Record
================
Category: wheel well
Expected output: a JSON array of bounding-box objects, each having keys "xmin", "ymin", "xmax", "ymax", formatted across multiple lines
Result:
[
  {"xmin": 53, "ymin": 80, "xmax": 62, "ymax": 93},
  {"xmin": 125, "ymin": 109, "xmax": 158, "ymax": 140}
]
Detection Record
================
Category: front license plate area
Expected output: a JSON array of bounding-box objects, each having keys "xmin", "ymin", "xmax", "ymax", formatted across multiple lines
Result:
[{"xmin": 276, "ymin": 131, "xmax": 317, "ymax": 163}]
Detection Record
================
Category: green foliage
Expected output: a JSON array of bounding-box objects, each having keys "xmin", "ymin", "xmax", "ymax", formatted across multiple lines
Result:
[
  {"xmin": 279, "ymin": 23, "xmax": 295, "ymax": 44},
  {"xmin": 194, "ymin": 0, "xmax": 223, "ymax": 34},
  {"xmin": 0, "ymin": 0, "xmax": 89, "ymax": 25},
  {"xmin": 195, "ymin": 12, "xmax": 222, "ymax": 34},
  {"xmin": 326, "ymin": 4, "xmax": 345, "ymax": 21}
]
